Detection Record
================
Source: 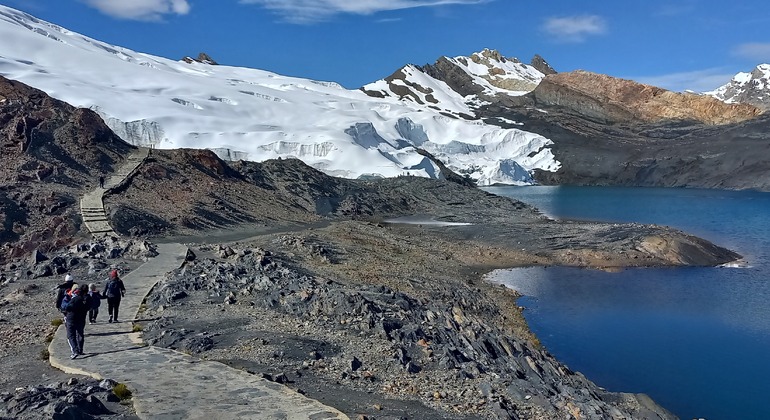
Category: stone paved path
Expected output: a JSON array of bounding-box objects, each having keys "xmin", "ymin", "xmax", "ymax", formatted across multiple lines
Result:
[
  {"xmin": 80, "ymin": 148, "xmax": 149, "ymax": 238},
  {"xmin": 52, "ymin": 147, "xmax": 349, "ymax": 419},
  {"xmin": 49, "ymin": 245, "xmax": 348, "ymax": 420}
]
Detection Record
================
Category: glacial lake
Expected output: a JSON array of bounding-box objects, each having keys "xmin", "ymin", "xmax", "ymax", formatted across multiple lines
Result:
[{"xmin": 483, "ymin": 186, "xmax": 770, "ymax": 420}]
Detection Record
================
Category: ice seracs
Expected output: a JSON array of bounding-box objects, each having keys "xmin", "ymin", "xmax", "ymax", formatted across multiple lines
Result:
[{"xmin": 0, "ymin": 5, "xmax": 559, "ymax": 185}]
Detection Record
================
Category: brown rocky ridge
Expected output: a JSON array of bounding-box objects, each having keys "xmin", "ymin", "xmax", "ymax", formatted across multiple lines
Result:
[
  {"xmin": 533, "ymin": 70, "xmax": 763, "ymax": 125},
  {"xmin": 477, "ymin": 71, "xmax": 770, "ymax": 191}
]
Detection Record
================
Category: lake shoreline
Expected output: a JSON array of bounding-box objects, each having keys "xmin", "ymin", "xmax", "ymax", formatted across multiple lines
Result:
[
  {"xmin": 134, "ymin": 207, "xmax": 738, "ymax": 419},
  {"xmin": 0, "ymin": 181, "xmax": 742, "ymax": 419}
]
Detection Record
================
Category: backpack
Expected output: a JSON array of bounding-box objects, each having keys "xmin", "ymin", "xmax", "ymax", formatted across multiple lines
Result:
[
  {"xmin": 55, "ymin": 287, "xmax": 66, "ymax": 309},
  {"xmin": 60, "ymin": 294, "xmax": 72, "ymax": 311}
]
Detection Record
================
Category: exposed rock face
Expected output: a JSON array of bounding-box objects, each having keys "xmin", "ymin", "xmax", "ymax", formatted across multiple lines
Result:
[
  {"xmin": 0, "ymin": 76, "xmax": 134, "ymax": 264},
  {"xmin": 530, "ymin": 54, "xmax": 557, "ymax": 75},
  {"xmin": 533, "ymin": 70, "xmax": 763, "ymax": 125},
  {"xmin": 361, "ymin": 49, "xmax": 548, "ymax": 108},
  {"xmin": 0, "ymin": 378, "xmax": 134, "ymax": 419},
  {"xmin": 421, "ymin": 49, "xmax": 546, "ymax": 96},
  {"xmin": 420, "ymin": 56, "xmax": 484, "ymax": 98},
  {"xmin": 480, "ymin": 94, "xmax": 770, "ymax": 191},
  {"xmin": 707, "ymin": 63, "xmax": 770, "ymax": 110},
  {"xmin": 181, "ymin": 52, "xmax": 218, "ymax": 65}
]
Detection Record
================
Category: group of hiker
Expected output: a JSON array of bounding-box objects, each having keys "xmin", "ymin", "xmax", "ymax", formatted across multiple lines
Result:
[{"xmin": 54, "ymin": 269, "xmax": 126, "ymax": 359}]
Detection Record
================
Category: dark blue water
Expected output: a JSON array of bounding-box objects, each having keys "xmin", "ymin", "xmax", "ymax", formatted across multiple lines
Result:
[{"xmin": 483, "ymin": 186, "xmax": 770, "ymax": 420}]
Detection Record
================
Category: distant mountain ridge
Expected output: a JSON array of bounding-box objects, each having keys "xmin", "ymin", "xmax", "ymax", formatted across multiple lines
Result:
[
  {"xmin": 706, "ymin": 64, "xmax": 770, "ymax": 110},
  {"xmin": 532, "ymin": 70, "xmax": 762, "ymax": 125},
  {"xmin": 362, "ymin": 48, "xmax": 551, "ymax": 112}
]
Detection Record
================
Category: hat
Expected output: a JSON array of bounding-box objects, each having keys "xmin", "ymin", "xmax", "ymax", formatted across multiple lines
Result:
[
  {"xmin": 65, "ymin": 274, "xmax": 73, "ymax": 282},
  {"xmin": 110, "ymin": 270, "xmax": 118, "ymax": 279}
]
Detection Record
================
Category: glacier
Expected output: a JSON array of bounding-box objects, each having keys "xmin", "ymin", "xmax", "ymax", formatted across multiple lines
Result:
[{"xmin": 0, "ymin": 5, "xmax": 560, "ymax": 185}]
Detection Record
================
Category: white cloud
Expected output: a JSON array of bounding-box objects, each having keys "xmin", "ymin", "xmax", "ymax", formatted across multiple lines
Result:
[
  {"xmin": 630, "ymin": 68, "xmax": 735, "ymax": 93},
  {"xmin": 541, "ymin": 15, "xmax": 606, "ymax": 43},
  {"xmin": 732, "ymin": 43, "xmax": 770, "ymax": 62},
  {"xmin": 239, "ymin": 0, "xmax": 489, "ymax": 24},
  {"xmin": 81, "ymin": 0, "xmax": 191, "ymax": 21}
]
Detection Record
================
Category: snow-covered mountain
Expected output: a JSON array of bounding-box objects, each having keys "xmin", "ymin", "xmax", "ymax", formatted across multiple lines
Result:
[
  {"xmin": 362, "ymin": 49, "xmax": 550, "ymax": 109},
  {"xmin": 0, "ymin": 6, "xmax": 559, "ymax": 186},
  {"xmin": 706, "ymin": 64, "xmax": 770, "ymax": 110}
]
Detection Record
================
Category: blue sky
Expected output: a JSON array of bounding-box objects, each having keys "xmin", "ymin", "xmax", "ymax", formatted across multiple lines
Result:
[{"xmin": 7, "ymin": 0, "xmax": 770, "ymax": 91}]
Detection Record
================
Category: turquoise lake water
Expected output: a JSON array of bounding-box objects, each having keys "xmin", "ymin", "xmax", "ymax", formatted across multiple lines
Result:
[{"xmin": 483, "ymin": 186, "xmax": 770, "ymax": 420}]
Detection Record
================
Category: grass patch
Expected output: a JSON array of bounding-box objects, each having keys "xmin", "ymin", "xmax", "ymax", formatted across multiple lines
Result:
[
  {"xmin": 132, "ymin": 324, "xmax": 143, "ymax": 333},
  {"xmin": 51, "ymin": 318, "xmax": 63, "ymax": 327},
  {"xmin": 112, "ymin": 383, "xmax": 133, "ymax": 400},
  {"xmin": 44, "ymin": 333, "xmax": 54, "ymax": 343},
  {"xmin": 39, "ymin": 349, "xmax": 50, "ymax": 360}
]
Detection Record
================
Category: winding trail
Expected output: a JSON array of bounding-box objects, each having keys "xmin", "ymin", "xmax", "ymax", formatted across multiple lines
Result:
[
  {"xmin": 50, "ymin": 149, "xmax": 349, "ymax": 419},
  {"xmin": 80, "ymin": 148, "xmax": 148, "ymax": 238}
]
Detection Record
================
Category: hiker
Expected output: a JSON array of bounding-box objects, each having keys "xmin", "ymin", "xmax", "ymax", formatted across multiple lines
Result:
[
  {"xmin": 103, "ymin": 269, "xmax": 125, "ymax": 323},
  {"xmin": 54, "ymin": 274, "xmax": 75, "ymax": 313},
  {"xmin": 99, "ymin": 175, "xmax": 105, "ymax": 189},
  {"xmin": 87, "ymin": 283, "xmax": 103, "ymax": 324},
  {"xmin": 63, "ymin": 284, "xmax": 90, "ymax": 359}
]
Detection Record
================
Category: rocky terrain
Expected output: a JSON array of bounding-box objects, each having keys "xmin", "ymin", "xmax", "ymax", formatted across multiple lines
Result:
[
  {"xmin": 0, "ymin": 76, "xmax": 135, "ymax": 265},
  {"xmin": 0, "ymin": 76, "xmax": 745, "ymax": 418},
  {"xmin": 138, "ymin": 229, "xmax": 680, "ymax": 419},
  {"xmin": 0, "ymin": 377, "xmax": 137, "ymax": 419},
  {"xmin": 477, "ymin": 73, "xmax": 770, "ymax": 191},
  {"xmin": 0, "ymin": 236, "xmax": 156, "ymax": 419}
]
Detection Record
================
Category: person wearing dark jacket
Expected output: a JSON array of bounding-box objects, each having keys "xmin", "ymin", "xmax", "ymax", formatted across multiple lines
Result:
[
  {"xmin": 64, "ymin": 284, "xmax": 90, "ymax": 359},
  {"xmin": 87, "ymin": 283, "xmax": 103, "ymax": 324},
  {"xmin": 103, "ymin": 269, "xmax": 126, "ymax": 323},
  {"xmin": 54, "ymin": 274, "xmax": 75, "ymax": 312}
]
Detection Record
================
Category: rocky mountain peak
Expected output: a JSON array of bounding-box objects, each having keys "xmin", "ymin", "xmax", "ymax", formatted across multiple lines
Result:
[
  {"xmin": 707, "ymin": 63, "xmax": 770, "ymax": 110},
  {"xmin": 182, "ymin": 52, "xmax": 218, "ymax": 65},
  {"xmin": 530, "ymin": 54, "xmax": 557, "ymax": 75},
  {"xmin": 471, "ymin": 48, "xmax": 515, "ymax": 64},
  {"xmin": 533, "ymin": 70, "xmax": 763, "ymax": 125}
]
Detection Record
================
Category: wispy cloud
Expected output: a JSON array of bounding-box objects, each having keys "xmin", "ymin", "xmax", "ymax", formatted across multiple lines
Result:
[
  {"xmin": 541, "ymin": 15, "xmax": 606, "ymax": 43},
  {"xmin": 80, "ymin": 0, "xmax": 191, "ymax": 21},
  {"xmin": 631, "ymin": 68, "xmax": 735, "ymax": 93},
  {"xmin": 239, "ymin": 0, "xmax": 490, "ymax": 24},
  {"xmin": 655, "ymin": 1, "xmax": 697, "ymax": 17},
  {"xmin": 376, "ymin": 18, "xmax": 404, "ymax": 23},
  {"xmin": 732, "ymin": 43, "xmax": 770, "ymax": 62}
]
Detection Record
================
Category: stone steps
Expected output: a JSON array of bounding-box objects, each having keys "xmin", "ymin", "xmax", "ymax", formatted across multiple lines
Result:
[{"xmin": 79, "ymin": 147, "xmax": 149, "ymax": 238}]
